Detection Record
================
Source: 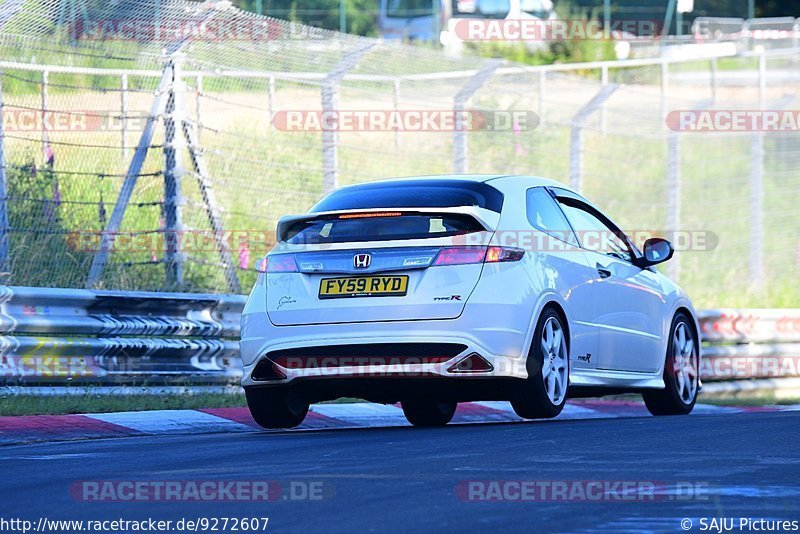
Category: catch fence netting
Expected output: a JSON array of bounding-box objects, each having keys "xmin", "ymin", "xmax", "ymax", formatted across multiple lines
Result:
[{"xmin": 0, "ymin": 0, "xmax": 797, "ymax": 307}]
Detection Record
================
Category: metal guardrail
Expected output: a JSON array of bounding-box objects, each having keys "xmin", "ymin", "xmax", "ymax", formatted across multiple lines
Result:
[
  {"xmin": 699, "ymin": 309, "xmax": 800, "ymax": 382},
  {"xmin": 0, "ymin": 286, "xmax": 797, "ymax": 388},
  {"xmin": 0, "ymin": 286, "xmax": 244, "ymax": 385}
]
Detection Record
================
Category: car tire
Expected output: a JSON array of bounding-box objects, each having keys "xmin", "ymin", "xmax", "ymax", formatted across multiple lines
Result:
[
  {"xmin": 401, "ymin": 400, "xmax": 457, "ymax": 427},
  {"xmin": 245, "ymin": 387, "xmax": 309, "ymax": 429},
  {"xmin": 643, "ymin": 312, "xmax": 699, "ymax": 416},
  {"xmin": 511, "ymin": 307, "xmax": 569, "ymax": 420}
]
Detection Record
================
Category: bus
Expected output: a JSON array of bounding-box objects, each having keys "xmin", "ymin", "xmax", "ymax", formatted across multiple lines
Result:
[{"xmin": 378, "ymin": 0, "xmax": 555, "ymax": 43}]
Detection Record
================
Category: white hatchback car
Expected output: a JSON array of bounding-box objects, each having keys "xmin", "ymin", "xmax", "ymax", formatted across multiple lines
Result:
[{"xmin": 240, "ymin": 175, "xmax": 701, "ymax": 428}]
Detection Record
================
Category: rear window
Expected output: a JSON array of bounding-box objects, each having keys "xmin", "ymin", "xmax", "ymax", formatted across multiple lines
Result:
[
  {"xmin": 283, "ymin": 213, "xmax": 485, "ymax": 244},
  {"xmin": 309, "ymin": 179, "xmax": 504, "ymax": 213}
]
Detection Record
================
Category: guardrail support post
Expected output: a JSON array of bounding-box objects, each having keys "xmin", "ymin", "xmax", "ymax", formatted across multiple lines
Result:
[
  {"xmin": 568, "ymin": 84, "xmax": 619, "ymax": 193},
  {"xmin": 0, "ymin": 71, "xmax": 9, "ymax": 279},
  {"xmin": 453, "ymin": 61, "xmax": 500, "ymax": 174}
]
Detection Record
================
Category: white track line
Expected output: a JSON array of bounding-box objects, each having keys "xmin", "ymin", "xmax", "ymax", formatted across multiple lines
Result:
[
  {"xmin": 310, "ymin": 403, "xmax": 409, "ymax": 427},
  {"xmin": 86, "ymin": 409, "xmax": 252, "ymax": 434}
]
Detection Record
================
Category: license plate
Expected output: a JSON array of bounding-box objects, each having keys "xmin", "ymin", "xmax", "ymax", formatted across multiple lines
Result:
[{"xmin": 319, "ymin": 275, "xmax": 409, "ymax": 299}]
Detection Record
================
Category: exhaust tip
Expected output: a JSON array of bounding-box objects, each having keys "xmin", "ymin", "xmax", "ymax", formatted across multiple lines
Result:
[
  {"xmin": 448, "ymin": 353, "xmax": 494, "ymax": 373},
  {"xmin": 252, "ymin": 358, "xmax": 288, "ymax": 381}
]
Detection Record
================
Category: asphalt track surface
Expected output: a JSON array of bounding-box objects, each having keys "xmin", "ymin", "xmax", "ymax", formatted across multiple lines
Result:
[{"xmin": 1, "ymin": 411, "xmax": 798, "ymax": 533}]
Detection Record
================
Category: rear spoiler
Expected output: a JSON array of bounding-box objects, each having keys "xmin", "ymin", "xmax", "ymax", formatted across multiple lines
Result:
[{"xmin": 275, "ymin": 206, "xmax": 501, "ymax": 243}]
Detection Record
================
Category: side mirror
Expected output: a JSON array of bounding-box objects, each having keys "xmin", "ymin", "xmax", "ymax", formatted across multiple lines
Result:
[{"xmin": 636, "ymin": 238, "xmax": 674, "ymax": 268}]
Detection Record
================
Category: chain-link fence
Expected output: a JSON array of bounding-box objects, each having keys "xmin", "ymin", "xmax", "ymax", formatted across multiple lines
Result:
[{"xmin": 0, "ymin": 0, "xmax": 798, "ymax": 308}]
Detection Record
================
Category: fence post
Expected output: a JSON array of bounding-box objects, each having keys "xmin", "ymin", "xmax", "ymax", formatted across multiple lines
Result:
[
  {"xmin": 320, "ymin": 43, "xmax": 375, "ymax": 193},
  {"xmin": 749, "ymin": 132, "xmax": 764, "ymax": 289},
  {"xmin": 746, "ymin": 95, "xmax": 791, "ymax": 290},
  {"xmin": 453, "ymin": 61, "xmax": 500, "ymax": 174},
  {"xmin": 393, "ymin": 78, "xmax": 401, "ymax": 152},
  {"xmin": 321, "ymin": 82, "xmax": 339, "ymax": 193},
  {"xmin": 195, "ymin": 74, "xmax": 203, "ymax": 143},
  {"xmin": 666, "ymin": 130, "xmax": 680, "ymax": 281},
  {"xmin": 600, "ymin": 64, "xmax": 608, "ymax": 133},
  {"xmin": 709, "ymin": 57, "xmax": 717, "ymax": 101},
  {"xmin": 659, "ymin": 63, "xmax": 675, "ymax": 277},
  {"xmin": 569, "ymin": 126, "xmax": 583, "ymax": 193},
  {"xmin": 538, "ymin": 71, "xmax": 546, "ymax": 128},
  {"xmin": 0, "ymin": 71, "xmax": 9, "ymax": 279},
  {"xmin": 660, "ymin": 60, "xmax": 669, "ymax": 120},
  {"xmin": 268, "ymin": 75, "xmax": 275, "ymax": 130},
  {"xmin": 666, "ymin": 99, "xmax": 714, "ymax": 283},
  {"xmin": 163, "ymin": 58, "xmax": 185, "ymax": 288},
  {"xmin": 41, "ymin": 70, "xmax": 48, "ymax": 162},
  {"xmin": 748, "ymin": 65, "xmax": 766, "ymax": 291},
  {"xmin": 568, "ymin": 84, "xmax": 619, "ymax": 193},
  {"xmin": 121, "ymin": 74, "xmax": 128, "ymax": 163}
]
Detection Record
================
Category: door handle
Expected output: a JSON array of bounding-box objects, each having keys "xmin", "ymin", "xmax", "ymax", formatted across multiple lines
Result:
[{"xmin": 596, "ymin": 264, "xmax": 612, "ymax": 279}]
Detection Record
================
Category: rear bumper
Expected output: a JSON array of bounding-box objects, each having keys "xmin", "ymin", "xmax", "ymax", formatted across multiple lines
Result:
[
  {"xmin": 240, "ymin": 327, "xmax": 529, "ymax": 388},
  {"xmin": 240, "ymin": 279, "xmax": 532, "ymax": 389},
  {"xmin": 243, "ymin": 376, "xmax": 526, "ymax": 404}
]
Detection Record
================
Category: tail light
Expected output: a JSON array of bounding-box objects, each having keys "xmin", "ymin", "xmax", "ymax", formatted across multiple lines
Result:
[
  {"xmin": 262, "ymin": 254, "xmax": 298, "ymax": 273},
  {"xmin": 433, "ymin": 246, "xmax": 524, "ymax": 266},
  {"xmin": 433, "ymin": 247, "xmax": 487, "ymax": 266},
  {"xmin": 485, "ymin": 246, "xmax": 525, "ymax": 263}
]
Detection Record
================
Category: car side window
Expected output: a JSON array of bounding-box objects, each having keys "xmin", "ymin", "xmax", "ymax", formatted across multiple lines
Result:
[
  {"xmin": 557, "ymin": 200, "xmax": 633, "ymax": 263},
  {"xmin": 525, "ymin": 187, "xmax": 579, "ymax": 247}
]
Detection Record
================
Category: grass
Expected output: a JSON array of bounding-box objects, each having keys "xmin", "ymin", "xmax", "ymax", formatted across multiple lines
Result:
[
  {"xmin": 699, "ymin": 394, "xmax": 800, "ymax": 406},
  {"xmin": 0, "ymin": 393, "xmax": 371, "ymax": 416},
  {"xmin": 0, "ymin": 393, "xmax": 247, "ymax": 416}
]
